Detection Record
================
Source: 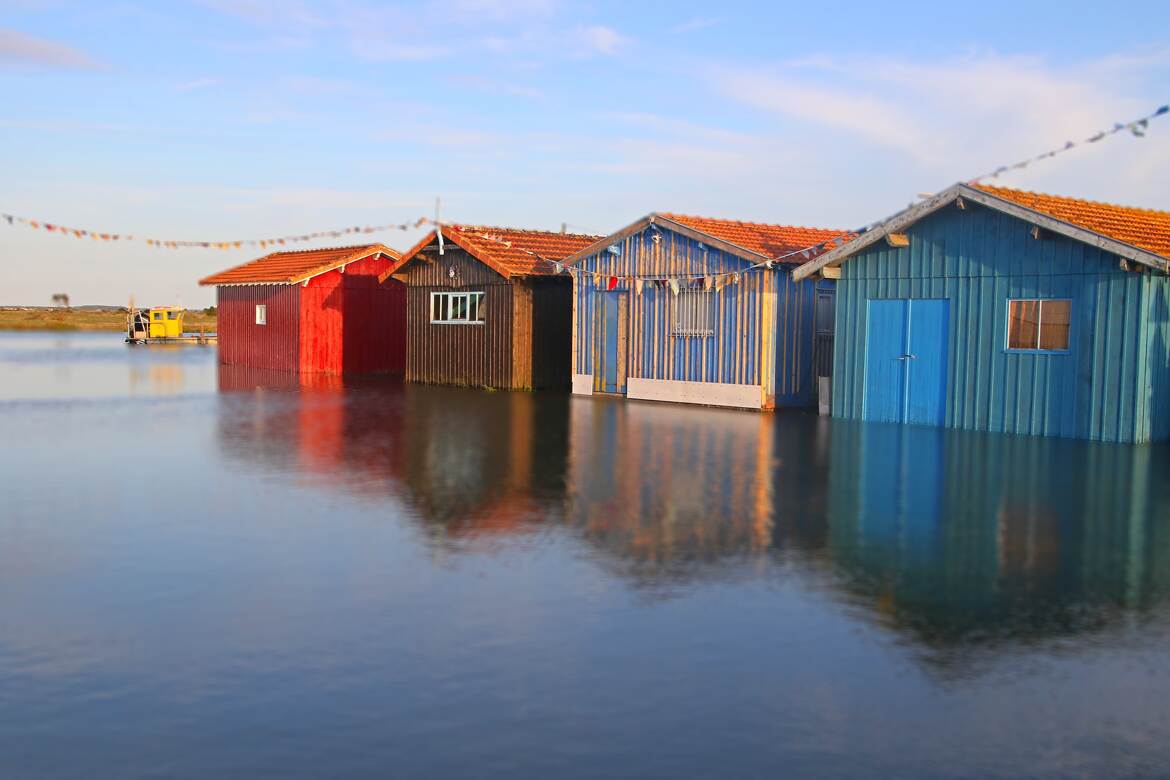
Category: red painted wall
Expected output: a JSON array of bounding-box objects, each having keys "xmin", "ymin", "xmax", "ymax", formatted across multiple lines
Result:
[
  {"xmin": 298, "ymin": 254, "xmax": 406, "ymax": 374},
  {"xmin": 217, "ymin": 255, "xmax": 404, "ymax": 375},
  {"xmin": 217, "ymin": 284, "xmax": 301, "ymax": 372}
]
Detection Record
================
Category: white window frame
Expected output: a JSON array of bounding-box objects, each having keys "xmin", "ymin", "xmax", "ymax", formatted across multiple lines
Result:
[
  {"xmin": 672, "ymin": 289, "xmax": 715, "ymax": 337},
  {"xmin": 430, "ymin": 291, "xmax": 486, "ymax": 325},
  {"xmin": 255, "ymin": 304, "xmax": 267, "ymax": 325},
  {"xmin": 1005, "ymin": 298, "xmax": 1071, "ymax": 352}
]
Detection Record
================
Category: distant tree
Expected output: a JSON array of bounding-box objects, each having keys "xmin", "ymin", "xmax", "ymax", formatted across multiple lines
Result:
[
  {"xmin": 51, "ymin": 293, "xmax": 70, "ymax": 309},
  {"xmin": 203, "ymin": 306, "xmax": 217, "ymax": 316}
]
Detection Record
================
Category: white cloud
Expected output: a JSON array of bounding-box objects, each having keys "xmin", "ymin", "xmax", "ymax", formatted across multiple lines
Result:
[
  {"xmin": 349, "ymin": 40, "xmax": 451, "ymax": 62},
  {"xmin": 439, "ymin": 0, "xmax": 560, "ymax": 21},
  {"xmin": 449, "ymin": 74, "xmax": 543, "ymax": 99},
  {"xmin": 177, "ymin": 77, "xmax": 221, "ymax": 91},
  {"xmin": 711, "ymin": 52, "xmax": 1168, "ymax": 170},
  {"xmin": 669, "ymin": 17, "xmax": 721, "ymax": 34},
  {"xmin": 576, "ymin": 25, "xmax": 627, "ymax": 56},
  {"xmin": 0, "ymin": 27, "xmax": 105, "ymax": 70}
]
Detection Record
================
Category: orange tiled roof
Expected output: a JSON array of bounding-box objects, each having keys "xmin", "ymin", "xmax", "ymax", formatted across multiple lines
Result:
[
  {"xmin": 408, "ymin": 225, "xmax": 601, "ymax": 278},
  {"xmin": 199, "ymin": 243, "xmax": 401, "ymax": 285},
  {"xmin": 658, "ymin": 213, "xmax": 850, "ymax": 262},
  {"xmin": 974, "ymin": 185, "xmax": 1170, "ymax": 260}
]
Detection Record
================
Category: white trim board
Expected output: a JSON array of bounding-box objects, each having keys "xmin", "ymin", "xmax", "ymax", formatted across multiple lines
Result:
[
  {"xmin": 572, "ymin": 374, "xmax": 594, "ymax": 396},
  {"xmin": 626, "ymin": 377, "xmax": 762, "ymax": 410}
]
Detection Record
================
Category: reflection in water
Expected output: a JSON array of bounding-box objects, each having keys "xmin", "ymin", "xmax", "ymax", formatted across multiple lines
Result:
[
  {"xmin": 828, "ymin": 422, "xmax": 1170, "ymax": 664},
  {"xmin": 566, "ymin": 399, "xmax": 779, "ymax": 583},
  {"xmin": 9, "ymin": 335, "xmax": 1170, "ymax": 777},
  {"xmin": 216, "ymin": 370, "xmax": 1170, "ymax": 662}
]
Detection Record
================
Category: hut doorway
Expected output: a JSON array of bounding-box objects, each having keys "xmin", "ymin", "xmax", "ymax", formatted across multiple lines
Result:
[
  {"xmin": 863, "ymin": 299, "xmax": 949, "ymax": 426},
  {"xmin": 594, "ymin": 291, "xmax": 629, "ymax": 395}
]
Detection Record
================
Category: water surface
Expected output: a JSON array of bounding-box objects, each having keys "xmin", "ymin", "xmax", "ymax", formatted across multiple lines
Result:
[{"xmin": 3, "ymin": 332, "xmax": 1170, "ymax": 778}]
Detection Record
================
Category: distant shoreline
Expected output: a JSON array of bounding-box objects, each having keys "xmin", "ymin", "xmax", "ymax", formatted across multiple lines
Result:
[{"xmin": 0, "ymin": 308, "xmax": 217, "ymax": 332}]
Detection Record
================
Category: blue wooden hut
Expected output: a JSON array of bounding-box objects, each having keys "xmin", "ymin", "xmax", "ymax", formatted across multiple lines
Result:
[
  {"xmin": 793, "ymin": 183, "xmax": 1170, "ymax": 442},
  {"xmin": 563, "ymin": 213, "xmax": 845, "ymax": 410}
]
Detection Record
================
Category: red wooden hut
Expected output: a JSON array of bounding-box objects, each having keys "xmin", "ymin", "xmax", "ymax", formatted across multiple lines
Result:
[{"xmin": 200, "ymin": 243, "xmax": 406, "ymax": 374}]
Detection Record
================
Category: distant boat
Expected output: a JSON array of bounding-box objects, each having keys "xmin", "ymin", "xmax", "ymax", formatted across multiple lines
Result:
[{"xmin": 126, "ymin": 304, "xmax": 215, "ymax": 345}]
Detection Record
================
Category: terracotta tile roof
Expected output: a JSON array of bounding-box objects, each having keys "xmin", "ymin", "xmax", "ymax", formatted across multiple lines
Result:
[
  {"xmin": 199, "ymin": 243, "xmax": 401, "ymax": 286},
  {"xmin": 974, "ymin": 185, "xmax": 1170, "ymax": 260},
  {"xmin": 404, "ymin": 225, "xmax": 601, "ymax": 278},
  {"xmin": 658, "ymin": 213, "xmax": 850, "ymax": 262}
]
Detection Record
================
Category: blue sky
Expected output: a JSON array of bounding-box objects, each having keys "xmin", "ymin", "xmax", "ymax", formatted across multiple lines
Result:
[{"xmin": 2, "ymin": 0, "xmax": 1168, "ymax": 305}]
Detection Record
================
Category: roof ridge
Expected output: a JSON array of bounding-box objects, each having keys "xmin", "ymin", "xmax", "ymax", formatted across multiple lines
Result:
[
  {"xmin": 657, "ymin": 212, "xmax": 848, "ymax": 234},
  {"xmin": 449, "ymin": 223, "xmax": 602, "ymax": 240},
  {"xmin": 255, "ymin": 241, "xmax": 393, "ymax": 257},
  {"xmin": 974, "ymin": 184, "xmax": 1170, "ymax": 219}
]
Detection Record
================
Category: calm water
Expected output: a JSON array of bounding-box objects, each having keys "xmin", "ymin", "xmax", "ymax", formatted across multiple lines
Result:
[{"xmin": 4, "ymin": 332, "xmax": 1170, "ymax": 778}]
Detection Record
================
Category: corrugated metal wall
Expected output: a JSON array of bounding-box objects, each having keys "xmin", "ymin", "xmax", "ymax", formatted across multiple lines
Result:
[
  {"xmin": 300, "ymin": 270, "xmax": 344, "ymax": 374},
  {"xmin": 217, "ymin": 284, "xmax": 300, "ymax": 371},
  {"xmin": 1144, "ymin": 275, "xmax": 1170, "ymax": 441},
  {"xmin": 298, "ymin": 255, "xmax": 406, "ymax": 374},
  {"xmin": 573, "ymin": 227, "xmax": 778, "ymax": 394},
  {"xmin": 340, "ymin": 254, "xmax": 406, "ymax": 374},
  {"xmin": 832, "ymin": 201, "xmax": 1167, "ymax": 442}
]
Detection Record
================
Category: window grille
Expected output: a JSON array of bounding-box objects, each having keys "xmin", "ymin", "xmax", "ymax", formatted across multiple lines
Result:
[{"xmin": 672, "ymin": 290, "xmax": 714, "ymax": 336}]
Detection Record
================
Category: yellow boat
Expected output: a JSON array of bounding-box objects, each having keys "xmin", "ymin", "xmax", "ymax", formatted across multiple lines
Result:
[{"xmin": 126, "ymin": 305, "xmax": 216, "ymax": 345}]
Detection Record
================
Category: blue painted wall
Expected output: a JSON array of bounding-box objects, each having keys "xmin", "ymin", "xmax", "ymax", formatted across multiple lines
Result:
[
  {"xmin": 832, "ymin": 201, "xmax": 1170, "ymax": 442},
  {"xmin": 572, "ymin": 223, "xmax": 829, "ymax": 407}
]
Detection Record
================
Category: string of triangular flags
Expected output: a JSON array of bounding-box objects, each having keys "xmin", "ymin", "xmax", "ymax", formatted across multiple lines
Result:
[
  {"xmin": 538, "ymin": 101, "xmax": 1170, "ymax": 292},
  {"xmin": 0, "ymin": 212, "xmax": 432, "ymax": 250},
  {"xmin": 545, "ymin": 227, "xmax": 861, "ymax": 293},
  {"xmin": 969, "ymin": 104, "xmax": 1169, "ymax": 183},
  {"xmin": 3, "ymin": 102, "xmax": 1166, "ymax": 263}
]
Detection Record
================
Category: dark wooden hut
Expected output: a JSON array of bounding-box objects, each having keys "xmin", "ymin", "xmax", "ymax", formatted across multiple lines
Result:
[
  {"xmin": 200, "ymin": 243, "xmax": 405, "ymax": 374},
  {"xmin": 385, "ymin": 224, "xmax": 598, "ymax": 390}
]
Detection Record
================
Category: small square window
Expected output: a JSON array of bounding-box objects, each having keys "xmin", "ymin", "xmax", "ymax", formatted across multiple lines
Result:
[
  {"xmin": 1007, "ymin": 299, "xmax": 1069, "ymax": 351},
  {"xmin": 255, "ymin": 304, "xmax": 267, "ymax": 325}
]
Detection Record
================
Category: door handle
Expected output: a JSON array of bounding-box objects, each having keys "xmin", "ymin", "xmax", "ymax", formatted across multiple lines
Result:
[{"xmin": 896, "ymin": 354, "xmax": 918, "ymax": 360}]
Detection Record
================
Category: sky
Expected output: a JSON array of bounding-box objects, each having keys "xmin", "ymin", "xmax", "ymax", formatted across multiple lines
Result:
[{"xmin": 1, "ymin": 0, "xmax": 1168, "ymax": 306}]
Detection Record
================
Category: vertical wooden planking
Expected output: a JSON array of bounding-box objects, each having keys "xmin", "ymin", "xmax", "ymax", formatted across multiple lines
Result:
[{"xmin": 831, "ymin": 201, "xmax": 1163, "ymax": 442}]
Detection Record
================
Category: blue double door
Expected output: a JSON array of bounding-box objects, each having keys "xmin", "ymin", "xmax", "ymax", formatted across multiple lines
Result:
[{"xmin": 864, "ymin": 299, "xmax": 949, "ymax": 426}]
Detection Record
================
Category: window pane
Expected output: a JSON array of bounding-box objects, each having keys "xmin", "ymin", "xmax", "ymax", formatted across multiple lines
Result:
[
  {"xmin": 432, "ymin": 294, "xmax": 440, "ymax": 321},
  {"xmin": 440, "ymin": 295, "xmax": 449, "ymax": 322},
  {"xmin": 1039, "ymin": 300, "xmax": 1070, "ymax": 350},
  {"xmin": 1008, "ymin": 300, "xmax": 1040, "ymax": 349}
]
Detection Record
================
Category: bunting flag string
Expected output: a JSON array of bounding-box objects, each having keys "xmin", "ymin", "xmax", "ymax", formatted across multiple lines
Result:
[
  {"xmin": 0, "ymin": 212, "xmax": 433, "ymax": 250},
  {"xmin": 969, "ymin": 103, "xmax": 1169, "ymax": 183},
  {"xmin": 3, "ymin": 103, "xmax": 1164, "ymax": 270},
  {"xmin": 536, "ymin": 101, "xmax": 1169, "ymax": 285}
]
